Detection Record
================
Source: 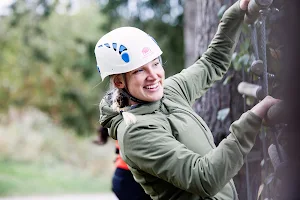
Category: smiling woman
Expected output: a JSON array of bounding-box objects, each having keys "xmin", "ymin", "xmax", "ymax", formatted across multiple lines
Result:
[{"xmin": 95, "ymin": 27, "xmax": 164, "ymax": 107}]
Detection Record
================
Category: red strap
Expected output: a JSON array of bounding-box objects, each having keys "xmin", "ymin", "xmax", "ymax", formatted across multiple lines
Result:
[{"xmin": 115, "ymin": 141, "xmax": 129, "ymax": 170}]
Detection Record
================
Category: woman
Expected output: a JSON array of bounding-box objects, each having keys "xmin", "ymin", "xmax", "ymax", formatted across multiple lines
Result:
[
  {"xmin": 94, "ymin": 0, "xmax": 280, "ymax": 199},
  {"xmin": 94, "ymin": 126, "xmax": 152, "ymax": 200}
]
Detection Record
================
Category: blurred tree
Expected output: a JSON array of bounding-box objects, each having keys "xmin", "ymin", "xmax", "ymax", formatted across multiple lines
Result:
[{"xmin": 0, "ymin": 0, "xmax": 106, "ymax": 135}]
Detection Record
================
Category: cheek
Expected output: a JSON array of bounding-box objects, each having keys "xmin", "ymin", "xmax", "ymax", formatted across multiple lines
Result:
[
  {"xmin": 159, "ymin": 68, "xmax": 165, "ymax": 79},
  {"xmin": 127, "ymin": 76, "xmax": 143, "ymax": 92}
]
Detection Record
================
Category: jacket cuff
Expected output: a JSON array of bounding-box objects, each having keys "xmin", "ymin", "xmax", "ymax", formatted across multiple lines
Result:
[{"xmin": 228, "ymin": 110, "xmax": 262, "ymax": 157}]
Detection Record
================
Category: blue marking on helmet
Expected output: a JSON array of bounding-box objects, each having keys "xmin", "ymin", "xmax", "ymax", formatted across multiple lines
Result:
[
  {"xmin": 96, "ymin": 65, "xmax": 100, "ymax": 73},
  {"xmin": 112, "ymin": 43, "xmax": 117, "ymax": 51},
  {"xmin": 119, "ymin": 45, "xmax": 127, "ymax": 54},
  {"xmin": 121, "ymin": 53, "xmax": 130, "ymax": 63},
  {"xmin": 98, "ymin": 43, "xmax": 130, "ymax": 63}
]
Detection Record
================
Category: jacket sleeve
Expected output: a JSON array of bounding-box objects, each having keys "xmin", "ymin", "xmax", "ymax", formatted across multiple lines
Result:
[
  {"xmin": 164, "ymin": 0, "xmax": 245, "ymax": 105},
  {"xmin": 122, "ymin": 111, "xmax": 261, "ymax": 197}
]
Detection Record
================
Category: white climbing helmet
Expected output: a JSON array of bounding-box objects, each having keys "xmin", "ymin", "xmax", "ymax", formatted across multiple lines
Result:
[{"xmin": 94, "ymin": 27, "xmax": 163, "ymax": 81}]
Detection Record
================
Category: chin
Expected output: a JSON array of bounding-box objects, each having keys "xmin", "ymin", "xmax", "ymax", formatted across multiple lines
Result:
[
  {"xmin": 141, "ymin": 88, "xmax": 164, "ymax": 102},
  {"xmin": 149, "ymin": 93, "xmax": 163, "ymax": 102}
]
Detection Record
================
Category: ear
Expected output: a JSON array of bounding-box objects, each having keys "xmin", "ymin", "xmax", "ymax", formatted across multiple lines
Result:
[{"xmin": 113, "ymin": 75, "xmax": 125, "ymax": 89}]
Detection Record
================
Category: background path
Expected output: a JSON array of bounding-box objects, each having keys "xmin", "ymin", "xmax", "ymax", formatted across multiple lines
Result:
[{"xmin": 0, "ymin": 194, "xmax": 118, "ymax": 200}]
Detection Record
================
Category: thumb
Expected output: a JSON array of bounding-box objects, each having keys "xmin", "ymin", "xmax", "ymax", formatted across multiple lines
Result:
[{"xmin": 240, "ymin": 0, "xmax": 250, "ymax": 11}]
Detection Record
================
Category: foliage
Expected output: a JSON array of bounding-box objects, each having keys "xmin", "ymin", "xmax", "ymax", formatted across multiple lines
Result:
[
  {"xmin": 0, "ymin": 1, "xmax": 106, "ymax": 135},
  {"xmin": 0, "ymin": 0, "xmax": 185, "ymax": 135},
  {"xmin": 230, "ymin": 26, "xmax": 252, "ymax": 72}
]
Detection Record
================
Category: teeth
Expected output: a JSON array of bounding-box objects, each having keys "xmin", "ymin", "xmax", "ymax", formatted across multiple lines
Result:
[{"xmin": 145, "ymin": 83, "xmax": 158, "ymax": 89}]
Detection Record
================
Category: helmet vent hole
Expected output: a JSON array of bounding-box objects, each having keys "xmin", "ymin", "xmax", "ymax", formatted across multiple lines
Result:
[{"xmin": 104, "ymin": 43, "xmax": 110, "ymax": 48}]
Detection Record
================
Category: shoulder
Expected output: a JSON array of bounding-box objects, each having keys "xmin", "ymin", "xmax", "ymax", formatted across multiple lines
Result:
[
  {"xmin": 119, "ymin": 114, "xmax": 173, "ymax": 151},
  {"xmin": 124, "ymin": 114, "xmax": 171, "ymax": 139}
]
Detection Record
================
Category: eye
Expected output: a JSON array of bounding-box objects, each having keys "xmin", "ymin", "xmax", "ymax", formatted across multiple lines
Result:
[
  {"xmin": 153, "ymin": 62, "xmax": 160, "ymax": 67},
  {"xmin": 133, "ymin": 68, "xmax": 144, "ymax": 74}
]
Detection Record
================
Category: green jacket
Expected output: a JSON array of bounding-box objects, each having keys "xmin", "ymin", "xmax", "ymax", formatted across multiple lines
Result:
[{"xmin": 100, "ymin": 1, "xmax": 262, "ymax": 199}]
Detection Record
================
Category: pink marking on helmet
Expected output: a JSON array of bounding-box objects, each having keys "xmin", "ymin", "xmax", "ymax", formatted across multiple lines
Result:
[{"xmin": 142, "ymin": 47, "xmax": 153, "ymax": 57}]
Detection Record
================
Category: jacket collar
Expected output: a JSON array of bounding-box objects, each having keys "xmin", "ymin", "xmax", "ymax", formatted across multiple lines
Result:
[{"xmin": 99, "ymin": 95, "xmax": 163, "ymax": 139}]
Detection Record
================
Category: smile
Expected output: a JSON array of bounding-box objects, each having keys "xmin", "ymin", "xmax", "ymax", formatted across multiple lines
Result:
[{"xmin": 144, "ymin": 83, "xmax": 159, "ymax": 89}]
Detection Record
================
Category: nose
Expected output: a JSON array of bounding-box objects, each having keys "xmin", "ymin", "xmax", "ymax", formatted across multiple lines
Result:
[{"xmin": 146, "ymin": 68, "xmax": 158, "ymax": 80}]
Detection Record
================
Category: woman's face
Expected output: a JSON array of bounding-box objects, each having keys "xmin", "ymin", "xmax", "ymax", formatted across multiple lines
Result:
[{"xmin": 125, "ymin": 58, "xmax": 165, "ymax": 104}]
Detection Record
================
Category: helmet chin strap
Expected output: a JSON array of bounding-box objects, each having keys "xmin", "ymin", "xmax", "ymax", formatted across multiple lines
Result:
[
  {"xmin": 121, "ymin": 74, "xmax": 149, "ymax": 105},
  {"xmin": 120, "ymin": 88, "xmax": 149, "ymax": 104}
]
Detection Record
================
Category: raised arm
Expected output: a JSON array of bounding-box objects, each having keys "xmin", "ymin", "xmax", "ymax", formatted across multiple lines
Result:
[{"xmin": 164, "ymin": 0, "xmax": 246, "ymax": 105}]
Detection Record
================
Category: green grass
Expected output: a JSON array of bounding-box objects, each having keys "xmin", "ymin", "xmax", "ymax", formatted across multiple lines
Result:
[
  {"xmin": 0, "ymin": 107, "xmax": 116, "ymax": 197},
  {"xmin": 0, "ymin": 159, "xmax": 113, "ymax": 196}
]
